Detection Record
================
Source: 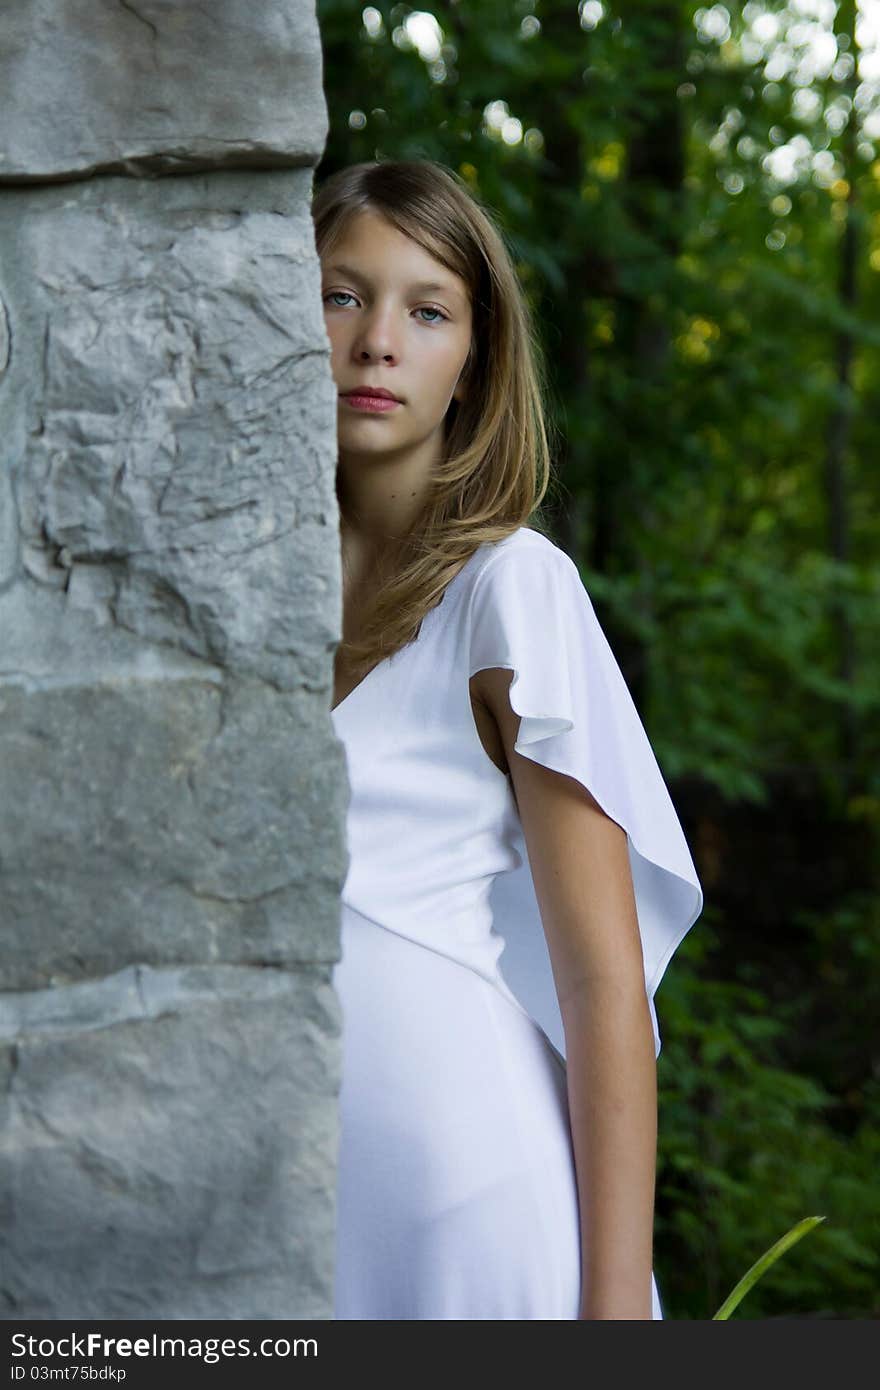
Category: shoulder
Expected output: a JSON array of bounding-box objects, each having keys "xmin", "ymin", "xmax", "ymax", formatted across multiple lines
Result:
[
  {"xmin": 485, "ymin": 524, "xmax": 571, "ymax": 564},
  {"xmin": 465, "ymin": 526, "xmax": 586, "ymax": 632},
  {"xmin": 467, "ymin": 527, "xmax": 583, "ymax": 704},
  {"xmin": 469, "ymin": 525, "xmax": 579, "ymax": 595}
]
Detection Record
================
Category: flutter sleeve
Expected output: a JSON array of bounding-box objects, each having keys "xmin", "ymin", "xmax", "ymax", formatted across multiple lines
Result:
[{"xmin": 468, "ymin": 537, "xmax": 704, "ymax": 1060}]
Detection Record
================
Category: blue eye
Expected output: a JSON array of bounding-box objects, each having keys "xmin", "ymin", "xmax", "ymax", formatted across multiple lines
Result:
[{"xmin": 323, "ymin": 292, "xmax": 448, "ymax": 324}]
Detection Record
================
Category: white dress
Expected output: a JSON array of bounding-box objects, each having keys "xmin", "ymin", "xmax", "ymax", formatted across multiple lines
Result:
[{"xmin": 331, "ymin": 525, "xmax": 704, "ymax": 1319}]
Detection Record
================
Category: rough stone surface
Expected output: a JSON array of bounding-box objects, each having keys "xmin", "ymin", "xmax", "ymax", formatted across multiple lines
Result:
[
  {"xmin": 0, "ymin": 0, "xmax": 344, "ymax": 1321},
  {"xmin": 2, "ymin": 170, "xmax": 340, "ymax": 693},
  {"xmin": 0, "ymin": 0, "xmax": 328, "ymax": 182},
  {"xmin": 0, "ymin": 671, "xmax": 346, "ymax": 992},
  {"xmin": 0, "ymin": 170, "xmax": 346, "ymax": 991},
  {"xmin": 0, "ymin": 965, "xmax": 342, "ymax": 1319}
]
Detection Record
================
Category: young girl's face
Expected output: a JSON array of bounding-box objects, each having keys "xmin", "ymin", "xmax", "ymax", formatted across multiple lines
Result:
[{"xmin": 320, "ymin": 209, "xmax": 473, "ymax": 462}]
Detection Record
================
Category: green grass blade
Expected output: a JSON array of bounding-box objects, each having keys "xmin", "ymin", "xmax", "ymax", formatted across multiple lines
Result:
[{"xmin": 712, "ymin": 1215, "xmax": 827, "ymax": 1319}]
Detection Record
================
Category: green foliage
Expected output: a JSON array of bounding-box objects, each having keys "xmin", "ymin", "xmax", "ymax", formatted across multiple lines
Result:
[{"xmin": 655, "ymin": 917, "xmax": 880, "ymax": 1318}]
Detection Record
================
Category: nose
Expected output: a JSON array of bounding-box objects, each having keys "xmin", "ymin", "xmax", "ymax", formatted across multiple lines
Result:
[{"xmin": 352, "ymin": 304, "xmax": 399, "ymax": 363}]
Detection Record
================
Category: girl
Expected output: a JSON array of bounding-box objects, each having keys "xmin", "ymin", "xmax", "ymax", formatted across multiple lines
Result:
[{"xmin": 312, "ymin": 158, "xmax": 703, "ymax": 1320}]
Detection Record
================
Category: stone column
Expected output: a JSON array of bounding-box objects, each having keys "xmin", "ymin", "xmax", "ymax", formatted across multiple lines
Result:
[{"xmin": 0, "ymin": 1, "xmax": 344, "ymax": 1319}]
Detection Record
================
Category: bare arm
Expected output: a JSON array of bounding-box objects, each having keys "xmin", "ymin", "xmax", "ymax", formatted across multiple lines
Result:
[{"xmin": 473, "ymin": 666, "xmax": 658, "ymax": 1320}]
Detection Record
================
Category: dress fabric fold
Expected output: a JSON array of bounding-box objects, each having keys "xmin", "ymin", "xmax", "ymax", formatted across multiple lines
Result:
[{"xmin": 467, "ymin": 538, "xmax": 704, "ymax": 1060}]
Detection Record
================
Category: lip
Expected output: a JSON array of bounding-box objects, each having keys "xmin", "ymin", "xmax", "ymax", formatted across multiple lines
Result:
[
  {"xmin": 340, "ymin": 389, "xmax": 402, "ymax": 413},
  {"xmin": 341, "ymin": 386, "xmax": 402, "ymax": 401}
]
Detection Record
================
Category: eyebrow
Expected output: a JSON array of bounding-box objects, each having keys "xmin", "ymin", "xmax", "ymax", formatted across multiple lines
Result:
[{"xmin": 323, "ymin": 262, "xmax": 465, "ymax": 304}]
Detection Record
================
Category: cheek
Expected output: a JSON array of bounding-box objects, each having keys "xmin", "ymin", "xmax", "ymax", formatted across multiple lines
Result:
[
  {"xmin": 325, "ymin": 328, "xmax": 350, "ymax": 376},
  {"xmin": 323, "ymin": 311, "xmax": 347, "ymax": 342}
]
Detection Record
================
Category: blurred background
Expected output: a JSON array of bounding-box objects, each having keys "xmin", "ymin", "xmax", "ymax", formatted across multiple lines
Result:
[{"xmin": 316, "ymin": 0, "xmax": 880, "ymax": 1318}]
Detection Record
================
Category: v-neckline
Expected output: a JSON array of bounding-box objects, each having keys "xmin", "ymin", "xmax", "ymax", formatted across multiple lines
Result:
[
  {"xmin": 331, "ymin": 653, "xmax": 389, "ymax": 718},
  {"xmin": 330, "ymin": 545, "xmax": 487, "ymax": 720},
  {"xmin": 330, "ymin": 601, "xmax": 437, "ymax": 719}
]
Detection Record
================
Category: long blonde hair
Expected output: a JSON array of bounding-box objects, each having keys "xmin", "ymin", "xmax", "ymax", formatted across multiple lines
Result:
[{"xmin": 311, "ymin": 157, "xmax": 562, "ymax": 681}]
